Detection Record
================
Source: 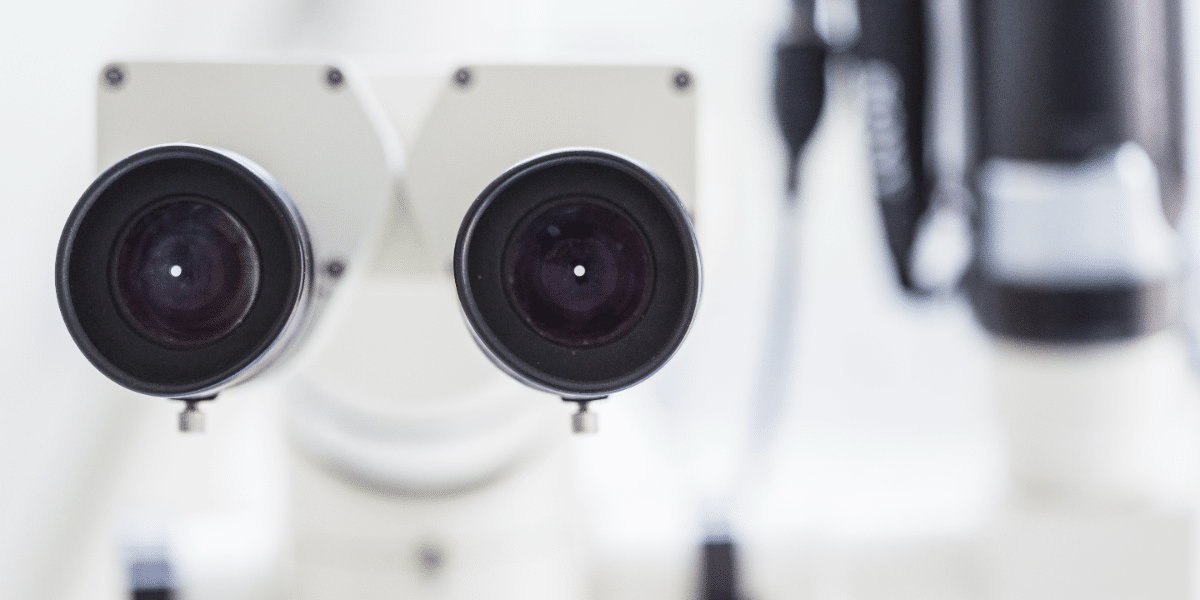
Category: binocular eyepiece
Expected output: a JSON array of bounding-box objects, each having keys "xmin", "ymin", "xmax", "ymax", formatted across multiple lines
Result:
[
  {"xmin": 56, "ymin": 62, "xmax": 702, "ymax": 433},
  {"xmin": 455, "ymin": 149, "xmax": 702, "ymax": 401},
  {"xmin": 57, "ymin": 144, "xmax": 312, "ymax": 400}
]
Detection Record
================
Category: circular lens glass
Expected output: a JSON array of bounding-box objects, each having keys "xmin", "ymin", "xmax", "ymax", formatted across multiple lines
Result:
[
  {"xmin": 112, "ymin": 197, "xmax": 261, "ymax": 348},
  {"xmin": 503, "ymin": 196, "xmax": 654, "ymax": 347}
]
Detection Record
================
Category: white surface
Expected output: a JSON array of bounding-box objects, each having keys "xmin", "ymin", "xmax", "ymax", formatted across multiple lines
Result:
[
  {"xmin": 97, "ymin": 60, "xmax": 399, "ymax": 284},
  {"xmin": 405, "ymin": 65, "xmax": 696, "ymax": 269},
  {"xmin": 993, "ymin": 332, "xmax": 1200, "ymax": 509},
  {"xmin": 984, "ymin": 334, "xmax": 1200, "ymax": 600},
  {"xmin": 986, "ymin": 509, "xmax": 1192, "ymax": 600},
  {"xmin": 287, "ymin": 276, "xmax": 564, "ymax": 495},
  {"xmin": 980, "ymin": 143, "xmax": 1181, "ymax": 285},
  {"xmin": 290, "ymin": 436, "xmax": 587, "ymax": 600}
]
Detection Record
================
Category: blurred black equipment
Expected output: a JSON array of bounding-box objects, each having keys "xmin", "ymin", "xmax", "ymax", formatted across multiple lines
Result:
[
  {"xmin": 968, "ymin": 0, "xmax": 1185, "ymax": 341},
  {"xmin": 855, "ymin": 0, "xmax": 930, "ymax": 291}
]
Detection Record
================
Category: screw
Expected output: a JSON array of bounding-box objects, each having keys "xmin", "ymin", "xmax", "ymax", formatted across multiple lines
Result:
[
  {"xmin": 572, "ymin": 409, "xmax": 598, "ymax": 434},
  {"xmin": 325, "ymin": 67, "xmax": 345, "ymax": 89},
  {"xmin": 453, "ymin": 68, "xmax": 472, "ymax": 89},
  {"xmin": 324, "ymin": 260, "xmax": 346, "ymax": 279},
  {"xmin": 102, "ymin": 65, "xmax": 125, "ymax": 90},
  {"xmin": 176, "ymin": 398, "xmax": 213, "ymax": 433},
  {"xmin": 417, "ymin": 544, "xmax": 444, "ymax": 575},
  {"xmin": 565, "ymin": 398, "xmax": 604, "ymax": 434},
  {"xmin": 673, "ymin": 70, "xmax": 692, "ymax": 91}
]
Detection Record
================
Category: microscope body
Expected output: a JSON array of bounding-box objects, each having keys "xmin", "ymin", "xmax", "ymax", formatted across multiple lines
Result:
[
  {"xmin": 66, "ymin": 59, "xmax": 701, "ymax": 600},
  {"xmin": 92, "ymin": 61, "xmax": 398, "ymax": 372}
]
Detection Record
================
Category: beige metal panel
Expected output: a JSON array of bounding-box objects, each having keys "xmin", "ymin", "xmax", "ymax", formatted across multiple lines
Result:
[
  {"xmin": 406, "ymin": 65, "xmax": 696, "ymax": 269},
  {"xmin": 96, "ymin": 61, "xmax": 399, "ymax": 275}
]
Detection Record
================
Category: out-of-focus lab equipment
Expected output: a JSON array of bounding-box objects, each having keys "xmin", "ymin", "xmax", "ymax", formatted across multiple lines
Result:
[
  {"xmin": 969, "ymin": 3, "xmax": 1196, "ymax": 599},
  {"xmin": 841, "ymin": 0, "xmax": 1199, "ymax": 598}
]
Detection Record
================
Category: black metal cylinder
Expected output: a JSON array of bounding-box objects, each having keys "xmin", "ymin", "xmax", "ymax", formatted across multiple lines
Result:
[
  {"xmin": 969, "ymin": 0, "xmax": 1184, "ymax": 342},
  {"xmin": 973, "ymin": 0, "xmax": 1182, "ymax": 219}
]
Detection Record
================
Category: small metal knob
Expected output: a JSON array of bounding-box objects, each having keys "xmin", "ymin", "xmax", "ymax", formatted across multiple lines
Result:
[
  {"xmin": 179, "ymin": 406, "xmax": 204, "ymax": 433},
  {"xmin": 565, "ymin": 398, "xmax": 602, "ymax": 434},
  {"xmin": 572, "ymin": 409, "xmax": 598, "ymax": 434},
  {"xmin": 176, "ymin": 398, "xmax": 212, "ymax": 433}
]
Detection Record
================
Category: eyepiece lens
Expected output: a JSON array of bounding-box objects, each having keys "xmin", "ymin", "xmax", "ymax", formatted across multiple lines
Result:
[
  {"xmin": 503, "ymin": 196, "xmax": 654, "ymax": 347},
  {"xmin": 112, "ymin": 198, "xmax": 261, "ymax": 348}
]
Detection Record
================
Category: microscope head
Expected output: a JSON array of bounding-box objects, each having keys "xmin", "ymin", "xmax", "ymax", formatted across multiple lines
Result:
[
  {"xmin": 406, "ymin": 66, "xmax": 702, "ymax": 407},
  {"xmin": 56, "ymin": 61, "xmax": 398, "ymax": 410}
]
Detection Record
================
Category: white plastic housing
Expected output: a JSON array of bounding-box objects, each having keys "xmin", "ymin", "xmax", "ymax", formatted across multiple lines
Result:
[
  {"xmin": 285, "ymin": 65, "xmax": 701, "ymax": 493},
  {"xmin": 979, "ymin": 143, "xmax": 1180, "ymax": 285},
  {"xmin": 405, "ymin": 65, "xmax": 696, "ymax": 268},
  {"xmin": 97, "ymin": 61, "xmax": 400, "ymax": 290}
]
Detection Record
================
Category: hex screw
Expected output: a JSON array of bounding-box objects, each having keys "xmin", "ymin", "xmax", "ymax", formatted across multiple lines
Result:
[
  {"xmin": 325, "ymin": 67, "xmax": 345, "ymax": 89},
  {"xmin": 453, "ymin": 68, "xmax": 472, "ymax": 89},
  {"xmin": 325, "ymin": 260, "xmax": 346, "ymax": 279},
  {"xmin": 102, "ymin": 64, "xmax": 125, "ymax": 90},
  {"xmin": 673, "ymin": 70, "xmax": 692, "ymax": 91}
]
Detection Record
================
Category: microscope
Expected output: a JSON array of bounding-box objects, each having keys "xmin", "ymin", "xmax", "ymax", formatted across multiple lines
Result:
[
  {"xmin": 845, "ymin": 0, "xmax": 1199, "ymax": 598},
  {"xmin": 54, "ymin": 58, "xmax": 703, "ymax": 599},
  {"xmin": 968, "ymin": 3, "xmax": 1198, "ymax": 599}
]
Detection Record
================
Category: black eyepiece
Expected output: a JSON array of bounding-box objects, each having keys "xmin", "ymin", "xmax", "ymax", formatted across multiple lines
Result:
[
  {"xmin": 57, "ymin": 144, "xmax": 310, "ymax": 398},
  {"xmin": 455, "ymin": 149, "xmax": 701, "ymax": 399},
  {"xmin": 503, "ymin": 196, "xmax": 655, "ymax": 347},
  {"xmin": 112, "ymin": 197, "xmax": 262, "ymax": 348}
]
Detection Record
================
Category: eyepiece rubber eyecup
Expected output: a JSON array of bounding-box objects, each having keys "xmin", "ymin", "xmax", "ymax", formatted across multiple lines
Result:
[
  {"xmin": 56, "ymin": 144, "xmax": 310, "ymax": 398},
  {"xmin": 455, "ymin": 149, "xmax": 701, "ymax": 399}
]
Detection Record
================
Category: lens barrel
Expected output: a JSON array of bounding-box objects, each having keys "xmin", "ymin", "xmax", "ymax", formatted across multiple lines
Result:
[
  {"xmin": 57, "ymin": 144, "xmax": 311, "ymax": 398},
  {"xmin": 455, "ymin": 149, "xmax": 701, "ymax": 399}
]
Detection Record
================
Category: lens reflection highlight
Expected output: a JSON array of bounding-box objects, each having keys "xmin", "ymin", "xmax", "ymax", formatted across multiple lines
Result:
[
  {"xmin": 503, "ymin": 196, "xmax": 654, "ymax": 347},
  {"xmin": 112, "ymin": 198, "xmax": 261, "ymax": 348}
]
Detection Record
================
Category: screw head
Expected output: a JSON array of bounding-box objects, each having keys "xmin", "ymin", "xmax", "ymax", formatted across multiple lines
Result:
[
  {"xmin": 571, "ymin": 410, "xmax": 598, "ymax": 434},
  {"xmin": 453, "ymin": 68, "xmax": 472, "ymax": 88},
  {"xmin": 417, "ymin": 544, "xmax": 444, "ymax": 575},
  {"xmin": 324, "ymin": 260, "xmax": 346, "ymax": 279},
  {"xmin": 673, "ymin": 70, "xmax": 692, "ymax": 91},
  {"xmin": 325, "ymin": 67, "xmax": 345, "ymax": 89},
  {"xmin": 179, "ymin": 404, "xmax": 205, "ymax": 433},
  {"xmin": 102, "ymin": 65, "xmax": 125, "ymax": 89}
]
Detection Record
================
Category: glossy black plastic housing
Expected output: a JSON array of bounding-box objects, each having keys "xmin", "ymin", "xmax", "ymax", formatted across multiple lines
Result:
[
  {"xmin": 968, "ymin": 276, "xmax": 1176, "ymax": 342},
  {"xmin": 56, "ymin": 144, "xmax": 310, "ymax": 398},
  {"xmin": 854, "ymin": 0, "xmax": 928, "ymax": 291},
  {"xmin": 968, "ymin": 0, "xmax": 1184, "ymax": 341},
  {"xmin": 972, "ymin": 0, "xmax": 1183, "ymax": 223},
  {"xmin": 455, "ymin": 149, "xmax": 701, "ymax": 399}
]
